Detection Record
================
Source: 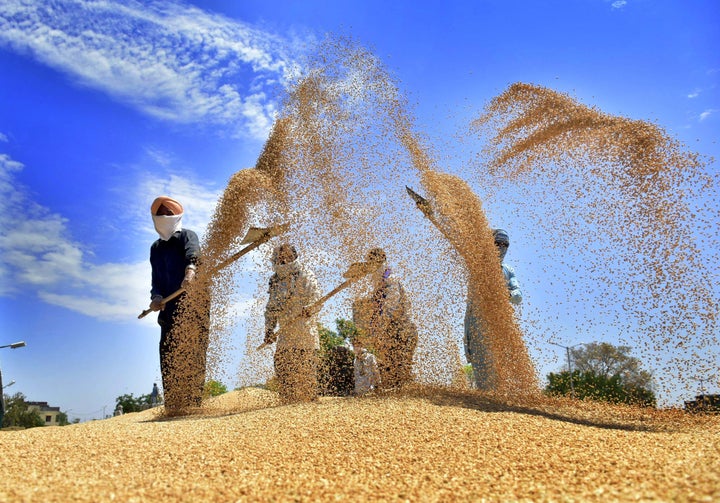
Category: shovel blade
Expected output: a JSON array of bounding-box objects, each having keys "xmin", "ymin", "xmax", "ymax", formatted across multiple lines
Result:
[
  {"xmin": 239, "ymin": 222, "xmax": 290, "ymax": 245},
  {"xmin": 405, "ymin": 186, "xmax": 433, "ymax": 218},
  {"xmin": 343, "ymin": 260, "xmax": 379, "ymax": 280}
]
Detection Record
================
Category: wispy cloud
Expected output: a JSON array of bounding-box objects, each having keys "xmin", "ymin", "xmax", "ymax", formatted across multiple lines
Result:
[
  {"xmin": 0, "ymin": 150, "xmax": 228, "ymax": 321},
  {"xmin": 0, "ymin": 0, "xmax": 301, "ymax": 139},
  {"xmin": 610, "ymin": 1, "xmax": 627, "ymax": 9},
  {"xmin": 687, "ymin": 89, "xmax": 701, "ymax": 99},
  {"xmin": 699, "ymin": 109, "xmax": 718, "ymax": 121},
  {"xmin": 0, "ymin": 132, "xmax": 8, "ymax": 142}
]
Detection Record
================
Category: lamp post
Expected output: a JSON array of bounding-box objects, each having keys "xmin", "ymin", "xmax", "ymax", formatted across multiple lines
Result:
[
  {"xmin": 692, "ymin": 374, "xmax": 717, "ymax": 396},
  {"xmin": 0, "ymin": 341, "xmax": 26, "ymax": 427},
  {"xmin": 549, "ymin": 341, "xmax": 585, "ymax": 399}
]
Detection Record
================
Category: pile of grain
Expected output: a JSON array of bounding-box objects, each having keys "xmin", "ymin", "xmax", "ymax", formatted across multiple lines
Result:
[{"xmin": 1, "ymin": 388, "xmax": 718, "ymax": 501}]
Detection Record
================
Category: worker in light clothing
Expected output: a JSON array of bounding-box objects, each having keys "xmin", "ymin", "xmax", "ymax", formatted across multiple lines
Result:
[
  {"xmin": 148, "ymin": 196, "xmax": 209, "ymax": 409},
  {"xmin": 263, "ymin": 244, "xmax": 322, "ymax": 403},
  {"xmin": 353, "ymin": 338, "xmax": 380, "ymax": 395},
  {"xmin": 463, "ymin": 228, "xmax": 522, "ymax": 391},
  {"xmin": 352, "ymin": 248, "xmax": 418, "ymax": 390}
]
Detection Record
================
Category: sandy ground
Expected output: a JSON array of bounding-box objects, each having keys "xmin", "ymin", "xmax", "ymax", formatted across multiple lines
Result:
[{"xmin": 1, "ymin": 386, "xmax": 718, "ymax": 502}]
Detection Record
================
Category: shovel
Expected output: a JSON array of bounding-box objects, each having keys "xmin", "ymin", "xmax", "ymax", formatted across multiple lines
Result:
[
  {"xmin": 405, "ymin": 186, "xmax": 454, "ymax": 242},
  {"xmin": 138, "ymin": 223, "xmax": 289, "ymax": 319},
  {"xmin": 256, "ymin": 257, "xmax": 383, "ymax": 351}
]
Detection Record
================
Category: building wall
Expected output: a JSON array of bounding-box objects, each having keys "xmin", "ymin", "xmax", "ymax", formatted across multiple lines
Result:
[{"xmin": 27, "ymin": 402, "xmax": 63, "ymax": 426}]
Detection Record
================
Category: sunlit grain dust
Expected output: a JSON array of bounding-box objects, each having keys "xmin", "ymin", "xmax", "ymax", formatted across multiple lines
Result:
[
  {"xmin": 469, "ymin": 82, "xmax": 719, "ymax": 400},
  {"xmin": 162, "ymin": 39, "xmax": 716, "ymax": 413}
]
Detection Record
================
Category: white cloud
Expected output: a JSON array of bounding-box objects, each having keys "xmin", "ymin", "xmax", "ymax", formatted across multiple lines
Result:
[
  {"xmin": 0, "ymin": 151, "xmax": 231, "ymax": 321},
  {"xmin": 0, "ymin": 0, "xmax": 301, "ymax": 139},
  {"xmin": 687, "ymin": 89, "xmax": 700, "ymax": 99},
  {"xmin": 0, "ymin": 132, "xmax": 8, "ymax": 142},
  {"xmin": 611, "ymin": 0, "xmax": 627, "ymax": 8},
  {"xmin": 699, "ymin": 109, "xmax": 718, "ymax": 121}
]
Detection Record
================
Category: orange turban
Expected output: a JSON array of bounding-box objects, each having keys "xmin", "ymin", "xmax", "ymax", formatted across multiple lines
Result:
[{"xmin": 151, "ymin": 196, "xmax": 184, "ymax": 216}]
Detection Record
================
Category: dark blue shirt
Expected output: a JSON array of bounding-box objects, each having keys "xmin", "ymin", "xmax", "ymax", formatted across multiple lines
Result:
[{"xmin": 150, "ymin": 229, "xmax": 200, "ymax": 299}]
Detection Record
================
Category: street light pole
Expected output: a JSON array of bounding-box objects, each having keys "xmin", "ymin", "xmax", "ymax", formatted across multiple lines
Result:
[
  {"xmin": 0, "ymin": 341, "xmax": 27, "ymax": 427},
  {"xmin": 549, "ymin": 341, "xmax": 584, "ymax": 399}
]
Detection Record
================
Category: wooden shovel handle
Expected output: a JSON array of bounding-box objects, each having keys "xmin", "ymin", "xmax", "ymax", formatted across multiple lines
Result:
[
  {"xmin": 256, "ymin": 272, "xmax": 370, "ymax": 351},
  {"xmin": 137, "ymin": 229, "xmax": 273, "ymax": 320},
  {"xmin": 137, "ymin": 287, "xmax": 186, "ymax": 319}
]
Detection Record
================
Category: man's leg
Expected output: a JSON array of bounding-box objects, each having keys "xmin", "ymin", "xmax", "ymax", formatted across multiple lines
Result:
[
  {"xmin": 159, "ymin": 323, "xmax": 174, "ymax": 408},
  {"xmin": 464, "ymin": 306, "xmax": 495, "ymax": 391}
]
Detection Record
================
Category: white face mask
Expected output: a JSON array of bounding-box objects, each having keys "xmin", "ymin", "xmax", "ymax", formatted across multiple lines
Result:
[{"xmin": 153, "ymin": 214, "xmax": 183, "ymax": 240}]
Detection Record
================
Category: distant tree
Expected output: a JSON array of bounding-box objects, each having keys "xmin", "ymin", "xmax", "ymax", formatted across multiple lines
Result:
[
  {"xmin": 318, "ymin": 319, "xmax": 356, "ymax": 396},
  {"xmin": 336, "ymin": 318, "xmax": 361, "ymax": 343},
  {"xmin": 572, "ymin": 342, "xmax": 654, "ymax": 392},
  {"xmin": 462, "ymin": 364, "xmax": 474, "ymax": 384},
  {"xmin": 2, "ymin": 392, "xmax": 44, "ymax": 428},
  {"xmin": 56, "ymin": 411, "xmax": 69, "ymax": 426},
  {"xmin": 115, "ymin": 393, "xmax": 152, "ymax": 413},
  {"xmin": 545, "ymin": 342, "xmax": 656, "ymax": 407},
  {"xmin": 204, "ymin": 380, "xmax": 228, "ymax": 397},
  {"xmin": 318, "ymin": 323, "xmax": 344, "ymax": 353}
]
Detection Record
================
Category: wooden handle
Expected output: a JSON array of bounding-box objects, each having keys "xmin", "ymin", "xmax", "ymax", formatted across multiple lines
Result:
[
  {"xmin": 214, "ymin": 236, "xmax": 267, "ymax": 272},
  {"xmin": 136, "ymin": 236, "xmax": 266, "ymax": 320},
  {"xmin": 137, "ymin": 287, "xmax": 186, "ymax": 319},
  {"xmin": 260, "ymin": 272, "xmax": 368, "ymax": 346},
  {"xmin": 137, "ymin": 224, "xmax": 289, "ymax": 321}
]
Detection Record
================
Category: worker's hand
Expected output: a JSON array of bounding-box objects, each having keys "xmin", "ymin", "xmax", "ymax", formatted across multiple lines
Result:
[
  {"xmin": 181, "ymin": 266, "xmax": 196, "ymax": 289},
  {"xmin": 264, "ymin": 328, "xmax": 277, "ymax": 345},
  {"xmin": 150, "ymin": 295, "xmax": 164, "ymax": 312}
]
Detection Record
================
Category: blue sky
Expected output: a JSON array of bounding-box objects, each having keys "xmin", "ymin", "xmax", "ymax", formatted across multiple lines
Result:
[{"xmin": 1, "ymin": 0, "xmax": 718, "ymax": 420}]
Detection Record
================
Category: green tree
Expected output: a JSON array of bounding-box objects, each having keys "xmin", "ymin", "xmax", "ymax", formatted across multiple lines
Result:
[
  {"xmin": 462, "ymin": 364, "xmax": 474, "ymax": 383},
  {"xmin": 317, "ymin": 319, "xmax": 357, "ymax": 396},
  {"xmin": 319, "ymin": 318, "xmax": 362, "ymax": 352},
  {"xmin": 545, "ymin": 342, "xmax": 656, "ymax": 407},
  {"xmin": 572, "ymin": 342, "xmax": 654, "ymax": 393},
  {"xmin": 1, "ymin": 392, "xmax": 44, "ymax": 428},
  {"xmin": 204, "ymin": 380, "xmax": 228, "ymax": 397},
  {"xmin": 56, "ymin": 411, "xmax": 69, "ymax": 426},
  {"xmin": 336, "ymin": 318, "xmax": 361, "ymax": 343},
  {"xmin": 318, "ymin": 323, "xmax": 344, "ymax": 353},
  {"xmin": 115, "ymin": 393, "xmax": 152, "ymax": 413}
]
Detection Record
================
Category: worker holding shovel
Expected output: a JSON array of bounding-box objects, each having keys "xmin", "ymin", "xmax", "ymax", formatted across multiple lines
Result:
[
  {"xmin": 463, "ymin": 228, "xmax": 523, "ymax": 391},
  {"xmin": 259, "ymin": 248, "xmax": 389, "ymax": 400},
  {"xmin": 352, "ymin": 248, "xmax": 418, "ymax": 390},
  {"xmin": 143, "ymin": 212, "xmax": 289, "ymax": 409},
  {"xmin": 147, "ymin": 196, "xmax": 209, "ymax": 409},
  {"xmin": 263, "ymin": 244, "xmax": 322, "ymax": 403}
]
